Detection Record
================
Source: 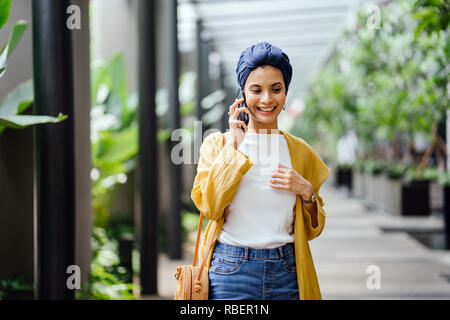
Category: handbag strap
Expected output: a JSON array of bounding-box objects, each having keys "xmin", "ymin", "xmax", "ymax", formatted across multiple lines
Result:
[
  {"xmin": 192, "ymin": 212, "xmax": 203, "ymax": 266},
  {"xmin": 191, "ymin": 133, "xmax": 226, "ymax": 280}
]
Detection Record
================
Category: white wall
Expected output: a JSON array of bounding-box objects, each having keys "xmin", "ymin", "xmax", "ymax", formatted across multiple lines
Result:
[{"xmin": 90, "ymin": 0, "xmax": 138, "ymax": 92}]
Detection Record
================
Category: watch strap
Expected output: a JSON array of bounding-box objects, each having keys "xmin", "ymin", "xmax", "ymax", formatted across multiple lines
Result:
[{"xmin": 302, "ymin": 192, "xmax": 316, "ymax": 204}]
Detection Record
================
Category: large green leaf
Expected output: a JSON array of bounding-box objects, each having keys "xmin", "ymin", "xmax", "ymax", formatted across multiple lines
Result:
[
  {"xmin": 0, "ymin": 0, "xmax": 11, "ymax": 29},
  {"xmin": 93, "ymin": 127, "xmax": 138, "ymax": 165},
  {"xmin": 0, "ymin": 79, "xmax": 33, "ymax": 115},
  {"xmin": 0, "ymin": 79, "xmax": 33, "ymax": 134},
  {"xmin": 90, "ymin": 54, "xmax": 127, "ymax": 110},
  {"xmin": 0, "ymin": 113, "xmax": 68, "ymax": 129},
  {"xmin": 0, "ymin": 19, "xmax": 27, "ymax": 78},
  {"xmin": 0, "ymin": 79, "xmax": 69, "ymax": 133}
]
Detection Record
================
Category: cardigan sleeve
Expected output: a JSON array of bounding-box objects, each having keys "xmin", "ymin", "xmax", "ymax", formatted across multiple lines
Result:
[
  {"xmin": 302, "ymin": 145, "xmax": 331, "ymax": 241},
  {"xmin": 191, "ymin": 132, "xmax": 253, "ymax": 221},
  {"xmin": 303, "ymin": 193, "xmax": 327, "ymax": 240}
]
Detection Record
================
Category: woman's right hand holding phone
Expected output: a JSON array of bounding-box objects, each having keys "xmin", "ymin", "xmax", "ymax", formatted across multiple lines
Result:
[{"xmin": 227, "ymin": 98, "xmax": 250, "ymax": 149}]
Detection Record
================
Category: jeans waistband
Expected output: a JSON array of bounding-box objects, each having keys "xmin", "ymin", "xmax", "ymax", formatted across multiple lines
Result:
[{"xmin": 214, "ymin": 241, "xmax": 295, "ymax": 260}]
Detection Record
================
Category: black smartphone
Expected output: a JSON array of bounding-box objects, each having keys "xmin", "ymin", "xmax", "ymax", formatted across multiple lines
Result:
[{"xmin": 236, "ymin": 88, "xmax": 249, "ymax": 131}]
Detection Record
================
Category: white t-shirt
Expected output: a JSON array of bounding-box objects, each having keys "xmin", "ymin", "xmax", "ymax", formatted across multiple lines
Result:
[{"xmin": 218, "ymin": 132, "xmax": 297, "ymax": 249}]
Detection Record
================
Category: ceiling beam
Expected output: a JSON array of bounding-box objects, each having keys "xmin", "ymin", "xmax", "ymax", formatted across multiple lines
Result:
[
  {"xmin": 202, "ymin": 12, "xmax": 346, "ymax": 28},
  {"xmin": 196, "ymin": 5, "xmax": 349, "ymax": 21},
  {"xmin": 203, "ymin": 22, "xmax": 344, "ymax": 39}
]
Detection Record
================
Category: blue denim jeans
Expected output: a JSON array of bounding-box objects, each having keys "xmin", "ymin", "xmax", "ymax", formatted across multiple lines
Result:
[{"xmin": 208, "ymin": 241, "xmax": 299, "ymax": 300}]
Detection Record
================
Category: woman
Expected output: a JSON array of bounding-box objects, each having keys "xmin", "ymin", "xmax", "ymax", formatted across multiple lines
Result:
[{"xmin": 191, "ymin": 42, "xmax": 330, "ymax": 300}]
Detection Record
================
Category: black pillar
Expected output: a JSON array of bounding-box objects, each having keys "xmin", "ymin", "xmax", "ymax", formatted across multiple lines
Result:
[
  {"xmin": 32, "ymin": 0, "xmax": 75, "ymax": 299},
  {"xmin": 195, "ymin": 19, "xmax": 205, "ymax": 134},
  {"xmin": 137, "ymin": 0, "xmax": 158, "ymax": 295},
  {"xmin": 166, "ymin": 0, "xmax": 182, "ymax": 260}
]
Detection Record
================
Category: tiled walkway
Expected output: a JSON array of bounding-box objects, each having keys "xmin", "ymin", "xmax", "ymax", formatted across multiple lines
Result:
[{"xmin": 141, "ymin": 180, "xmax": 450, "ymax": 300}]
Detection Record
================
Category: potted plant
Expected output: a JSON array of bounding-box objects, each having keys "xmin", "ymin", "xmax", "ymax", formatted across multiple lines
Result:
[
  {"xmin": 380, "ymin": 163, "xmax": 407, "ymax": 215},
  {"xmin": 336, "ymin": 162, "xmax": 353, "ymax": 191},
  {"xmin": 352, "ymin": 159, "xmax": 366, "ymax": 198},
  {"xmin": 400, "ymin": 166, "xmax": 432, "ymax": 216},
  {"xmin": 362, "ymin": 159, "xmax": 387, "ymax": 206}
]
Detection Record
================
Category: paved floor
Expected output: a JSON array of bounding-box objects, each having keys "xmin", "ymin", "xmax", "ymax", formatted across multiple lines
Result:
[{"xmin": 141, "ymin": 180, "xmax": 450, "ymax": 300}]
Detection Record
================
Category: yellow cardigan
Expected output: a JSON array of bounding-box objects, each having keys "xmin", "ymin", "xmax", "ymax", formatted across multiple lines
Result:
[{"xmin": 190, "ymin": 129, "xmax": 330, "ymax": 300}]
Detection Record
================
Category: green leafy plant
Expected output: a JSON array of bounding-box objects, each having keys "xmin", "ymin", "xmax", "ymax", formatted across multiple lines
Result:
[
  {"xmin": 422, "ymin": 166, "xmax": 441, "ymax": 181},
  {"xmin": 404, "ymin": 165, "xmax": 438, "ymax": 182},
  {"xmin": 437, "ymin": 171, "xmax": 450, "ymax": 186},
  {"xmin": 0, "ymin": 3, "xmax": 67, "ymax": 134},
  {"xmin": 91, "ymin": 53, "xmax": 198, "ymax": 228},
  {"xmin": 90, "ymin": 54, "xmax": 139, "ymax": 227},
  {"xmin": 413, "ymin": 0, "xmax": 449, "ymax": 38},
  {"xmin": 301, "ymin": 0, "xmax": 449, "ymax": 176},
  {"xmin": 386, "ymin": 163, "xmax": 409, "ymax": 179},
  {"xmin": 76, "ymin": 227, "xmax": 137, "ymax": 300},
  {"xmin": 363, "ymin": 159, "xmax": 388, "ymax": 175},
  {"xmin": 0, "ymin": 0, "xmax": 11, "ymax": 29},
  {"xmin": 1, "ymin": 0, "xmax": 22, "ymax": 75},
  {"xmin": 0, "ymin": 274, "xmax": 33, "ymax": 300}
]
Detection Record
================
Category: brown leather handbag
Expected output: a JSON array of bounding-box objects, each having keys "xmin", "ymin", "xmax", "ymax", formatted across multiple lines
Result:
[{"xmin": 173, "ymin": 212, "xmax": 217, "ymax": 300}]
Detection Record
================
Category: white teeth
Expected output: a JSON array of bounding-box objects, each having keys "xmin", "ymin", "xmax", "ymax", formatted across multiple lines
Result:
[{"xmin": 258, "ymin": 107, "xmax": 276, "ymax": 112}]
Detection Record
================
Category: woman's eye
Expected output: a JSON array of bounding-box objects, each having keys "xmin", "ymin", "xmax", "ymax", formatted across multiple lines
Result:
[{"xmin": 250, "ymin": 88, "xmax": 281, "ymax": 93}]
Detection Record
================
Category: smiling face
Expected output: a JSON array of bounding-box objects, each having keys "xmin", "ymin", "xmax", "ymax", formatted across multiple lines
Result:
[{"xmin": 243, "ymin": 65, "xmax": 286, "ymax": 133}]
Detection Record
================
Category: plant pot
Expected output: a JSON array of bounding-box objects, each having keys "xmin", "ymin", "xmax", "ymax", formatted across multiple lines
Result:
[
  {"xmin": 352, "ymin": 169, "xmax": 365, "ymax": 198},
  {"xmin": 372, "ymin": 172, "xmax": 385, "ymax": 205},
  {"xmin": 385, "ymin": 175, "xmax": 403, "ymax": 215},
  {"xmin": 401, "ymin": 180, "xmax": 430, "ymax": 216},
  {"xmin": 335, "ymin": 166, "xmax": 344, "ymax": 187},
  {"xmin": 363, "ymin": 171, "xmax": 375, "ymax": 207},
  {"xmin": 430, "ymin": 180, "xmax": 444, "ymax": 213},
  {"xmin": 443, "ymin": 185, "xmax": 450, "ymax": 249},
  {"xmin": 335, "ymin": 166, "xmax": 353, "ymax": 189},
  {"xmin": 342, "ymin": 167, "xmax": 353, "ymax": 191}
]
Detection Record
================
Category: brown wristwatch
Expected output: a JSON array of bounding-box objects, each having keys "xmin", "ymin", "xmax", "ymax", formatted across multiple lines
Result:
[{"xmin": 302, "ymin": 192, "xmax": 317, "ymax": 204}]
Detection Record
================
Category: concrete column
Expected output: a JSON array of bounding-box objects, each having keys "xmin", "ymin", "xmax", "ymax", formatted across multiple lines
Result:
[{"xmin": 72, "ymin": 0, "xmax": 93, "ymax": 287}]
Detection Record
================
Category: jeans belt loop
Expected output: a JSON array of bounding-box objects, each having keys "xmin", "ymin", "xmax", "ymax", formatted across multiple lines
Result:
[
  {"xmin": 278, "ymin": 247, "xmax": 284, "ymax": 260},
  {"xmin": 243, "ymin": 247, "xmax": 249, "ymax": 262}
]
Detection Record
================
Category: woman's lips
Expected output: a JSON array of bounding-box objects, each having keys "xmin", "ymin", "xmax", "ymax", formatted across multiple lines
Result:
[{"xmin": 256, "ymin": 106, "xmax": 277, "ymax": 114}]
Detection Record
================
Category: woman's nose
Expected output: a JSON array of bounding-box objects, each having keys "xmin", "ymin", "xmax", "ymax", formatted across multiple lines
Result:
[{"xmin": 260, "ymin": 91, "xmax": 272, "ymax": 103}]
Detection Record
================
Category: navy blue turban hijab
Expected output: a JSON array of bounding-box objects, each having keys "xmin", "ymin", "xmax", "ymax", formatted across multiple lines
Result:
[{"xmin": 236, "ymin": 42, "xmax": 293, "ymax": 93}]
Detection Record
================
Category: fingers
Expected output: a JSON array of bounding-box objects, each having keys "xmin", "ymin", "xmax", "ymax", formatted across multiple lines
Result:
[
  {"xmin": 232, "ymin": 105, "xmax": 250, "ymax": 119},
  {"xmin": 272, "ymin": 167, "xmax": 290, "ymax": 175},
  {"xmin": 270, "ymin": 177, "xmax": 288, "ymax": 185},
  {"xmin": 271, "ymin": 171, "xmax": 288, "ymax": 179},
  {"xmin": 230, "ymin": 119, "xmax": 248, "ymax": 132},
  {"xmin": 269, "ymin": 182, "xmax": 287, "ymax": 190},
  {"xmin": 277, "ymin": 163, "xmax": 291, "ymax": 171},
  {"xmin": 273, "ymin": 163, "xmax": 294, "ymax": 175},
  {"xmin": 228, "ymin": 98, "xmax": 245, "ymax": 116}
]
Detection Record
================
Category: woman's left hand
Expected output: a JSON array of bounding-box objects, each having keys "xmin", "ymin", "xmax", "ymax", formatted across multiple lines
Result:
[{"xmin": 270, "ymin": 163, "xmax": 314, "ymax": 199}]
